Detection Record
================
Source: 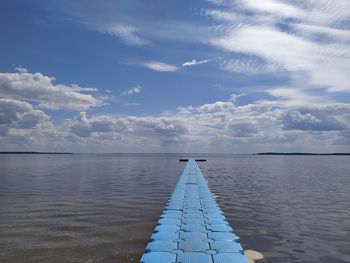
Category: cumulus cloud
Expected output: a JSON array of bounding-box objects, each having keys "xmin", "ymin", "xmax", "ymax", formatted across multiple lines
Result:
[
  {"xmin": 143, "ymin": 61, "xmax": 179, "ymax": 72},
  {"xmin": 69, "ymin": 112, "xmax": 127, "ymax": 137},
  {"xmin": 97, "ymin": 24, "xmax": 150, "ymax": 46},
  {"xmin": 1, "ymin": 93, "xmax": 350, "ymax": 152},
  {"xmin": 0, "ymin": 68, "xmax": 103, "ymax": 111},
  {"xmin": 0, "ymin": 98, "xmax": 49, "ymax": 135},
  {"xmin": 13, "ymin": 110, "xmax": 49, "ymax": 129},
  {"xmin": 132, "ymin": 117, "xmax": 187, "ymax": 141},
  {"xmin": 0, "ymin": 98, "xmax": 32, "ymax": 125},
  {"xmin": 282, "ymin": 107, "xmax": 349, "ymax": 131},
  {"xmin": 175, "ymin": 96, "xmax": 350, "ymax": 151},
  {"xmin": 2, "ymin": 1, "xmax": 349, "ymax": 153},
  {"xmin": 227, "ymin": 122, "xmax": 258, "ymax": 137},
  {"xmin": 123, "ymin": 85, "xmax": 142, "ymax": 95},
  {"xmin": 67, "ymin": 112, "xmax": 188, "ymax": 147},
  {"xmin": 197, "ymin": 101, "xmax": 234, "ymax": 113}
]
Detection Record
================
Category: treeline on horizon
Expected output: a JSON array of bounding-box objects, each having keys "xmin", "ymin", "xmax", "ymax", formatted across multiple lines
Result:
[
  {"xmin": 257, "ymin": 152, "xmax": 350, "ymax": 155},
  {"xmin": 0, "ymin": 152, "xmax": 72, "ymax": 154}
]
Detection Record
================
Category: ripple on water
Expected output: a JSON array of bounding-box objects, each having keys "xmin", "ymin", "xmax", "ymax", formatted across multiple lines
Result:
[{"xmin": 0, "ymin": 154, "xmax": 350, "ymax": 263}]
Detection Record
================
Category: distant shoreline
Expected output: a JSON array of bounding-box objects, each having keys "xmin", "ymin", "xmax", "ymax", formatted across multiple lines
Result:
[
  {"xmin": 0, "ymin": 152, "xmax": 73, "ymax": 154},
  {"xmin": 0, "ymin": 152, "xmax": 349, "ymax": 155},
  {"xmin": 256, "ymin": 152, "xmax": 350, "ymax": 156}
]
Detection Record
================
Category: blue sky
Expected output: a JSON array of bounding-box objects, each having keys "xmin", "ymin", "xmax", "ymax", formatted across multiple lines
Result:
[{"xmin": 0, "ymin": 0, "xmax": 350, "ymax": 153}]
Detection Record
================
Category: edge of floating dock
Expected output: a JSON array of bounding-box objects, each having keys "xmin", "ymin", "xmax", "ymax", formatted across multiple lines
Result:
[{"xmin": 140, "ymin": 159, "xmax": 249, "ymax": 263}]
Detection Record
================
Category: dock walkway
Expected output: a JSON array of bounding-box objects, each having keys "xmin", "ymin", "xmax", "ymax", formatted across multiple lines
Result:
[{"xmin": 140, "ymin": 159, "xmax": 249, "ymax": 263}]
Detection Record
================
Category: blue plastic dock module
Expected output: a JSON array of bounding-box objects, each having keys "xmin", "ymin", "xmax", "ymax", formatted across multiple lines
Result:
[{"xmin": 140, "ymin": 159, "xmax": 249, "ymax": 263}]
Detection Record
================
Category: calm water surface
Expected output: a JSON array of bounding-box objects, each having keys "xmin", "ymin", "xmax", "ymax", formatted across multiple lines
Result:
[{"xmin": 0, "ymin": 154, "xmax": 349, "ymax": 263}]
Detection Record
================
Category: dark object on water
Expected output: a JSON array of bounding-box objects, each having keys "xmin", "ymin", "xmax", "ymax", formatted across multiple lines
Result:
[{"xmin": 179, "ymin": 158, "xmax": 207, "ymax": 162}]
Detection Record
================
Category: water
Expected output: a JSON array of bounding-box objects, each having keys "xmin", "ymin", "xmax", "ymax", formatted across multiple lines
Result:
[{"xmin": 0, "ymin": 154, "xmax": 349, "ymax": 263}]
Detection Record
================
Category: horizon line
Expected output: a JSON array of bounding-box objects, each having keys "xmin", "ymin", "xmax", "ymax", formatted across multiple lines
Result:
[{"xmin": 1, "ymin": 151, "xmax": 350, "ymax": 156}]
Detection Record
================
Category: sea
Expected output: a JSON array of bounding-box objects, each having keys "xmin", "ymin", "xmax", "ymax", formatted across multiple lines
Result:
[{"xmin": 0, "ymin": 154, "xmax": 349, "ymax": 263}]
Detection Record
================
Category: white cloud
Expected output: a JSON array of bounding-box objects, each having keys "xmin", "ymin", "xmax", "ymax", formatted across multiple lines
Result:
[
  {"xmin": 266, "ymin": 88, "xmax": 329, "ymax": 106},
  {"xmin": 205, "ymin": 0, "xmax": 350, "ymax": 94},
  {"xmin": 97, "ymin": 24, "xmax": 150, "ymax": 46},
  {"xmin": 0, "ymin": 68, "xmax": 103, "ymax": 111},
  {"xmin": 282, "ymin": 108, "xmax": 349, "ymax": 132},
  {"xmin": 1, "ymin": 1, "xmax": 350, "ymax": 153},
  {"xmin": 242, "ymin": 0, "xmax": 304, "ymax": 18},
  {"xmin": 228, "ymin": 122, "xmax": 258, "ymax": 137},
  {"xmin": 303, "ymin": 0, "xmax": 350, "ymax": 27},
  {"xmin": 182, "ymin": 59, "xmax": 210, "ymax": 67},
  {"xmin": 0, "ymin": 98, "xmax": 32, "ymax": 125},
  {"xmin": 14, "ymin": 66, "xmax": 28, "ymax": 73},
  {"xmin": 131, "ymin": 117, "xmax": 188, "ymax": 141},
  {"xmin": 220, "ymin": 58, "xmax": 280, "ymax": 75},
  {"xmin": 204, "ymin": 9, "xmax": 241, "ymax": 23},
  {"xmin": 67, "ymin": 112, "xmax": 188, "ymax": 146},
  {"xmin": 197, "ymin": 101, "xmax": 234, "ymax": 113},
  {"xmin": 1, "ymin": 94, "xmax": 350, "ymax": 153},
  {"xmin": 0, "ymin": 98, "xmax": 49, "ymax": 135},
  {"xmin": 295, "ymin": 23, "xmax": 350, "ymax": 43},
  {"xmin": 143, "ymin": 61, "xmax": 179, "ymax": 72},
  {"xmin": 210, "ymin": 26, "xmax": 320, "ymax": 72},
  {"xmin": 69, "ymin": 112, "xmax": 127, "ymax": 137},
  {"xmin": 134, "ymin": 59, "xmax": 209, "ymax": 72},
  {"xmin": 123, "ymin": 85, "xmax": 142, "ymax": 95}
]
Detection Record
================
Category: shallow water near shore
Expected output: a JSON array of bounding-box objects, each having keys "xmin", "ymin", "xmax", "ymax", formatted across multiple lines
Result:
[{"xmin": 0, "ymin": 154, "xmax": 349, "ymax": 263}]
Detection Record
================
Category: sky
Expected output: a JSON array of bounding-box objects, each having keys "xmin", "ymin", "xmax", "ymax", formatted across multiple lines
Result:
[{"xmin": 0, "ymin": 0, "xmax": 350, "ymax": 153}]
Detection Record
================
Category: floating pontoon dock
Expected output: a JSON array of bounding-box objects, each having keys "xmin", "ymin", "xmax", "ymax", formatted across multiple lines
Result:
[{"xmin": 140, "ymin": 159, "xmax": 249, "ymax": 263}]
